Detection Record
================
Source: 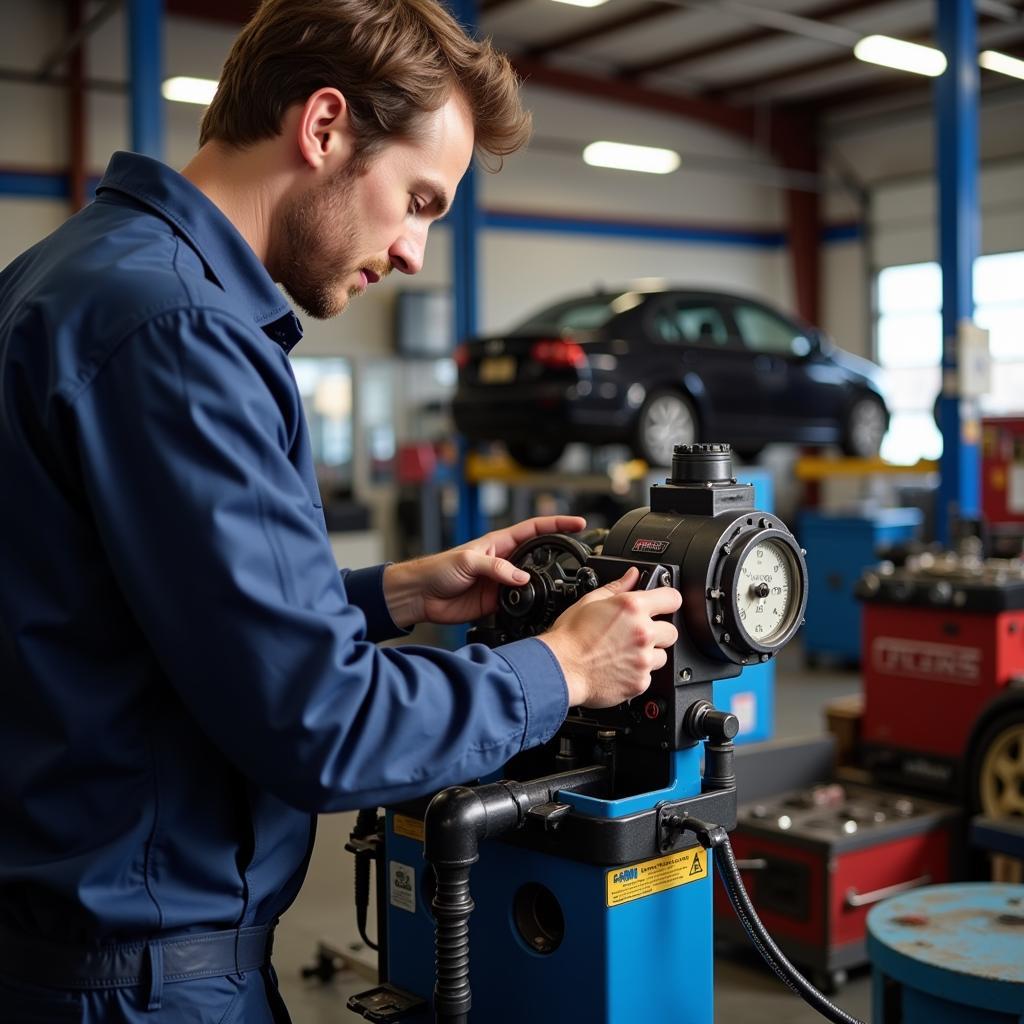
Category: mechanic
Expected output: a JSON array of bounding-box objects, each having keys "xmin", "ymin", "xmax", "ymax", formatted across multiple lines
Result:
[{"xmin": 0, "ymin": 1, "xmax": 681, "ymax": 1021}]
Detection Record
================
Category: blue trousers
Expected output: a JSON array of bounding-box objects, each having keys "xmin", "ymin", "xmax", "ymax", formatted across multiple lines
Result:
[{"xmin": 0, "ymin": 965, "xmax": 292, "ymax": 1023}]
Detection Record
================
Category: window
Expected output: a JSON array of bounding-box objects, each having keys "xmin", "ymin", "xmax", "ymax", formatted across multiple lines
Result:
[
  {"xmin": 290, "ymin": 357, "xmax": 354, "ymax": 493},
  {"xmin": 875, "ymin": 252, "xmax": 1024, "ymax": 464},
  {"xmin": 674, "ymin": 304, "xmax": 729, "ymax": 344},
  {"xmin": 732, "ymin": 303, "xmax": 810, "ymax": 355}
]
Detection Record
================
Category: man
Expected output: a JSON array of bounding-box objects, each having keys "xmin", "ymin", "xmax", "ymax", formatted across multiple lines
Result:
[{"xmin": 0, "ymin": 1, "xmax": 680, "ymax": 1020}]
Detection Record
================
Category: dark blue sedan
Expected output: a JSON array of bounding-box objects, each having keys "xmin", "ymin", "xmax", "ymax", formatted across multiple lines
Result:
[{"xmin": 452, "ymin": 286, "xmax": 889, "ymax": 467}]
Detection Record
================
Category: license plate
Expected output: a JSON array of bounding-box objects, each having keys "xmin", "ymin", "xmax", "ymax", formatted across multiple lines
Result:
[{"xmin": 478, "ymin": 355, "xmax": 516, "ymax": 384}]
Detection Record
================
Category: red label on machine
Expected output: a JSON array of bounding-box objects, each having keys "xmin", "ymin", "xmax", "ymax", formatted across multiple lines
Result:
[
  {"xmin": 871, "ymin": 638, "xmax": 982, "ymax": 684},
  {"xmin": 631, "ymin": 538, "xmax": 670, "ymax": 554}
]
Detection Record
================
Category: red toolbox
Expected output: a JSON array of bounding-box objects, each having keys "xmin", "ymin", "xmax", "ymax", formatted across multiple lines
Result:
[{"xmin": 715, "ymin": 782, "xmax": 959, "ymax": 990}]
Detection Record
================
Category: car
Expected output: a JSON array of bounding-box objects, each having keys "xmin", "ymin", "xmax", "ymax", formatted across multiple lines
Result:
[{"xmin": 452, "ymin": 285, "xmax": 890, "ymax": 468}]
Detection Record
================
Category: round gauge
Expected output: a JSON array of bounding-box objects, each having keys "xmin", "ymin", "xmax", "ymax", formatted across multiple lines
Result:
[
  {"xmin": 734, "ymin": 538, "xmax": 796, "ymax": 645},
  {"xmin": 715, "ymin": 527, "xmax": 807, "ymax": 658}
]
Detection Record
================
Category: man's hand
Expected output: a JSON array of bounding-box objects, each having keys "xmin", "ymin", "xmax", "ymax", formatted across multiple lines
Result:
[
  {"xmin": 538, "ymin": 567, "xmax": 681, "ymax": 708},
  {"xmin": 382, "ymin": 515, "xmax": 587, "ymax": 628}
]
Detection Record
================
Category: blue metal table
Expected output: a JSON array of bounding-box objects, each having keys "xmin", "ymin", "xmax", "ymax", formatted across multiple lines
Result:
[{"xmin": 867, "ymin": 882, "xmax": 1024, "ymax": 1022}]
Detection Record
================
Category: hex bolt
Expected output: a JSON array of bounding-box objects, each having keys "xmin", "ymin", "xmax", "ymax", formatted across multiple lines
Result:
[
  {"xmin": 660, "ymin": 571, "xmax": 671, "ymax": 587},
  {"xmin": 722, "ymin": 544, "xmax": 732, "ymax": 555},
  {"xmin": 713, "ymin": 613, "xmax": 723, "ymax": 625},
  {"xmin": 722, "ymin": 633, "xmax": 731, "ymax": 643},
  {"xmin": 760, "ymin": 517, "xmax": 770, "ymax": 528},
  {"xmin": 679, "ymin": 668, "xmax": 692, "ymax": 682}
]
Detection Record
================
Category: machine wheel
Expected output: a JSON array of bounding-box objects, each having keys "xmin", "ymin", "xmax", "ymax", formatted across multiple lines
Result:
[
  {"xmin": 840, "ymin": 395, "xmax": 888, "ymax": 458},
  {"xmin": 506, "ymin": 439, "xmax": 566, "ymax": 469},
  {"xmin": 634, "ymin": 390, "xmax": 698, "ymax": 467},
  {"xmin": 966, "ymin": 694, "xmax": 1024, "ymax": 818}
]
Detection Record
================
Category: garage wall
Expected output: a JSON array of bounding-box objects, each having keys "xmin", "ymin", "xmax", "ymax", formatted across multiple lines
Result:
[
  {"xmin": 0, "ymin": 4, "xmax": 796, "ymax": 351},
  {"xmin": 821, "ymin": 89, "xmax": 1024, "ymax": 359}
]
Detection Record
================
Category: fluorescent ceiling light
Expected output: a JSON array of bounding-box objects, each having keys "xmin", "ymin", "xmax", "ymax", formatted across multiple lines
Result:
[
  {"xmin": 979, "ymin": 49, "xmax": 1024, "ymax": 80},
  {"xmin": 161, "ymin": 76, "xmax": 218, "ymax": 105},
  {"xmin": 583, "ymin": 141, "xmax": 681, "ymax": 175},
  {"xmin": 853, "ymin": 35, "xmax": 947, "ymax": 77},
  {"xmin": 551, "ymin": 0, "xmax": 610, "ymax": 6}
]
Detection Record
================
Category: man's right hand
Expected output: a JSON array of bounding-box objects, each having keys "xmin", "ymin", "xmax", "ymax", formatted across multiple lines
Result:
[{"xmin": 538, "ymin": 567, "xmax": 682, "ymax": 708}]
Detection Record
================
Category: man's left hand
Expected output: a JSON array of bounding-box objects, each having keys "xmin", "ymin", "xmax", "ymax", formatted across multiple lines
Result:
[{"xmin": 382, "ymin": 515, "xmax": 587, "ymax": 628}]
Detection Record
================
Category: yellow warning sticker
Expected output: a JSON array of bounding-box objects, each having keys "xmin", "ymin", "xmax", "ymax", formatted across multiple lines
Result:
[
  {"xmin": 606, "ymin": 847, "xmax": 708, "ymax": 907},
  {"xmin": 392, "ymin": 813, "xmax": 425, "ymax": 843}
]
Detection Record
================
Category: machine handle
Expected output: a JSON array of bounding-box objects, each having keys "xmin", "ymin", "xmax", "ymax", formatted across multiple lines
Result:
[{"xmin": 844, "ymin": 873, "xmax": 931, "ymax": 909}]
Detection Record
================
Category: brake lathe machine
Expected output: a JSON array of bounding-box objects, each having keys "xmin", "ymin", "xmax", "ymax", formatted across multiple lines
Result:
[{"xmin": 347, "ymin": 444, "xmax": 864, "ymax": 1024}]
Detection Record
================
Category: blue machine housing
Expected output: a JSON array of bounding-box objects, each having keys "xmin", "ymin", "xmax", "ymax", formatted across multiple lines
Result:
[{"xmin": 384, "ymin": 747, "xmax": 714, "ymax": 1023}]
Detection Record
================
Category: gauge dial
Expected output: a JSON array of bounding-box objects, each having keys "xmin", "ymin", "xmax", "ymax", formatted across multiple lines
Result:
[{"xmin": 734, "ymin": 538, "xmax": 796, "ymax": 645}]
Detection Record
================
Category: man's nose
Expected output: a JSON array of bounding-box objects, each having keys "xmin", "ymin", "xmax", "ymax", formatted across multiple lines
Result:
[{"xmin": 388, "ymin": 226, "xmax": 427, "ymax": 275}]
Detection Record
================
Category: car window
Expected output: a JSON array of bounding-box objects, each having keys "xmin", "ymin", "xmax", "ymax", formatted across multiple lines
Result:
[
  {"xmin": 732, "ymin": 302, "xmax": 810, "ymax": 355},
  {"xmin": 515, "ymin": 297, "xmax": 616, "ymax": 333},
  {"xmin": 652, "ymin": 302, "xmax": 730, "ymax": 345}
]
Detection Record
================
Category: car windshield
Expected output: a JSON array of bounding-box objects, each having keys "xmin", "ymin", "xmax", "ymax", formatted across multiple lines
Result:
[{"xmin": 513, "ymin": 295, "xmax": 623, "ymax": 334}]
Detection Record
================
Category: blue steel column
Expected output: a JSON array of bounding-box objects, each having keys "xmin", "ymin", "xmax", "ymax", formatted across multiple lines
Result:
[
  {"xmin": 449, "ymin": 0, "xmax": 486, "ymax": 546},
  {"xmin": 935, "ymin": 0, "xmax": 980, "ymax": 544},
  {"xmin": 126, "ymin": 0, "xmax": 164, "ymax": 158}
]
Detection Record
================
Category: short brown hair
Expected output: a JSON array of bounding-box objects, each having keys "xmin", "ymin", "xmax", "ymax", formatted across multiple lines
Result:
[{"xmin": 199, "ymin": 0, "xmax": 531, "ymax": 166}]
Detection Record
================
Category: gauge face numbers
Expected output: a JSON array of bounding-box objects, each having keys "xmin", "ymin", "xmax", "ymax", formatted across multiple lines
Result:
[{"xmin": 734, "ymin": 539, "xmax": 794, "ymax": 646}]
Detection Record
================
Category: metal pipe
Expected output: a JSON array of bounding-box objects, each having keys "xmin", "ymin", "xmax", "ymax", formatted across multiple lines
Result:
[
  {"xmin": 126, "ymin": 0, "xmax": 164, "ymax": 158},
  {"xmin": 37, "ymin": 0, "xmax": 120, "ymax": 80}
]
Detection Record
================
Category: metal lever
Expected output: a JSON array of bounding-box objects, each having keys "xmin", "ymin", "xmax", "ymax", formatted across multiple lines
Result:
[{"xmin": 844, "ymin": 873, "xmax": 931, "ymax": 909}]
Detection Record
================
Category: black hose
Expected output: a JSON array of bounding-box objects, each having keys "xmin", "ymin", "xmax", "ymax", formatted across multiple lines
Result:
[
  {"xmin": 352, "ymin": 807, "xmax": 378, "ymax": 952},
  {"xmin": 712, "ymin": 829, "xmax": 865, "ymax": 1024}
]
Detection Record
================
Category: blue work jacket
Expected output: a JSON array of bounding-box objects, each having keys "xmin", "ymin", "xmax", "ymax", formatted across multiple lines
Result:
[{"xmin": 0, "ymin": 152, "xmax": 569, "ymax": 947}]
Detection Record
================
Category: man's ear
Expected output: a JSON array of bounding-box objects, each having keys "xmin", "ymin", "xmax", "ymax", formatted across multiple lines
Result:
[{"xmin": 296, "ymin": 87, "xmax": 355, "ymax": 172}]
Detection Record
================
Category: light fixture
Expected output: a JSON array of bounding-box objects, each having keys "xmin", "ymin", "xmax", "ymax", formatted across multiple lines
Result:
[
  {"xmin": 583, "ymin": 141, "xmax": 681, "ymax": 175},
  {"xmin": 551, "ymin": 0, "xmax": 610, "ymax": 6},
  {"xmin": 979, "ymin": 49, "xmax": 1024, "ymax": 80},
  {"xmin": 853, "ymin": 35, "xmax": 947, "ymax": 77},
  {"xmin": 161, "ymin": 76, "xmax": 219, "ymax": 105}
]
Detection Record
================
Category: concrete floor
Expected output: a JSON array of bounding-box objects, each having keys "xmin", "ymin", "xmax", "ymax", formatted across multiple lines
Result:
[{"xmin": 273, "ymin": 644, "xmax": 874, "ymax": 1023}]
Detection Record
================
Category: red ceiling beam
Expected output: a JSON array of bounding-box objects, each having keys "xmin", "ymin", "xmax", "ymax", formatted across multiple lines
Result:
[
  {"xmin": 617, "ymin": 0, "xmax": 884, "ymax": 80},
  {"xmin": 704, "ymin": 14, "xmax": 1018, "ymax": 101},
  {"xmin": 512, "ymin": 55, "xmax": 759, "ymax": 142},
  {"xmin": 526, "ymin": 3, "xmax": 672, "ymax": 59},
  {"xmin": 801, "ymin": 37, "xmax": 1024, "ymax": 111}
]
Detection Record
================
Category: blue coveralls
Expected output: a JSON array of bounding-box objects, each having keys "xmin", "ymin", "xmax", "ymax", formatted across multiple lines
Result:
[{"xmin": 0, "ymin": 152, "xmax": 569, "ymax": 1021}]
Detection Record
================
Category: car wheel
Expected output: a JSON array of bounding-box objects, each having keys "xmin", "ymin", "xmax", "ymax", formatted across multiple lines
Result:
[
  {"xmin": 966, "ymin": 695, "xmax": 1024, "ymax": 819},
  {"xmin": 841, "ymin": 395, "xmax": 888, "ymax": 458},
  {"xmin": 635, "ymin": 390, "xmax": 698, "ymax": 467},
  {"xmin": 507, "ymin": 440, "xmax": 566, "ymax": 469}
]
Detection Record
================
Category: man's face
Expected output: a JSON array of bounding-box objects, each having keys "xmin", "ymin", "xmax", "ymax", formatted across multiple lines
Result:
[{"xmin": 271, "ymin": 94, "xmax": 475, "ymax": 319}]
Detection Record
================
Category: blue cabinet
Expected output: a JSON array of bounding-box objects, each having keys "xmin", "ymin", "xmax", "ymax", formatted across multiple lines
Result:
[{"xmin": 798, "ymin": 508, "xmax": 922, "ymax": 663}]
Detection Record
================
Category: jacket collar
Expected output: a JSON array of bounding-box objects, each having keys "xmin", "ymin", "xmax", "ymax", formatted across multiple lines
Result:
[{"xmin": 96, "ymin": 151, "xmax": 303, "ymax": 352}]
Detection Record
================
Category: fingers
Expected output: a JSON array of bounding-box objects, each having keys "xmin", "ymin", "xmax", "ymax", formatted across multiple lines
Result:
[
  {"xmin": 488, "ymin": 515, "xmax": 588, "ymax": 553},
  {"xmin": 649, "ymin": 619, "xmax": 678, "ymax": 649},
  {"xmin": 578, "ymin": 566, "xmax": 639, "ymax": 604}
]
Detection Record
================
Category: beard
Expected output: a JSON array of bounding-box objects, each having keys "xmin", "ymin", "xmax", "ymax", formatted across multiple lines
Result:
[{"xmin": 268, "ymin": 165, "xmax": 385, "ymax": 320}]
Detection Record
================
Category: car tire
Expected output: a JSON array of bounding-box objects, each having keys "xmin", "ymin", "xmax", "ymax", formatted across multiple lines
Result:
[
  {"xmin": 840, "ymin": 395, "xmax": 888, "ymax": 458},
  {"xmin": 507, "ymin": 440, "xmax": 566, "ymax": 469},
  {"xmin": 965, "ymin": 692, "xmax": 1024, "ymax": 818},
  {"xmin": 634, "ymin": 390, "xmax": 698, "ymax": 467}
]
